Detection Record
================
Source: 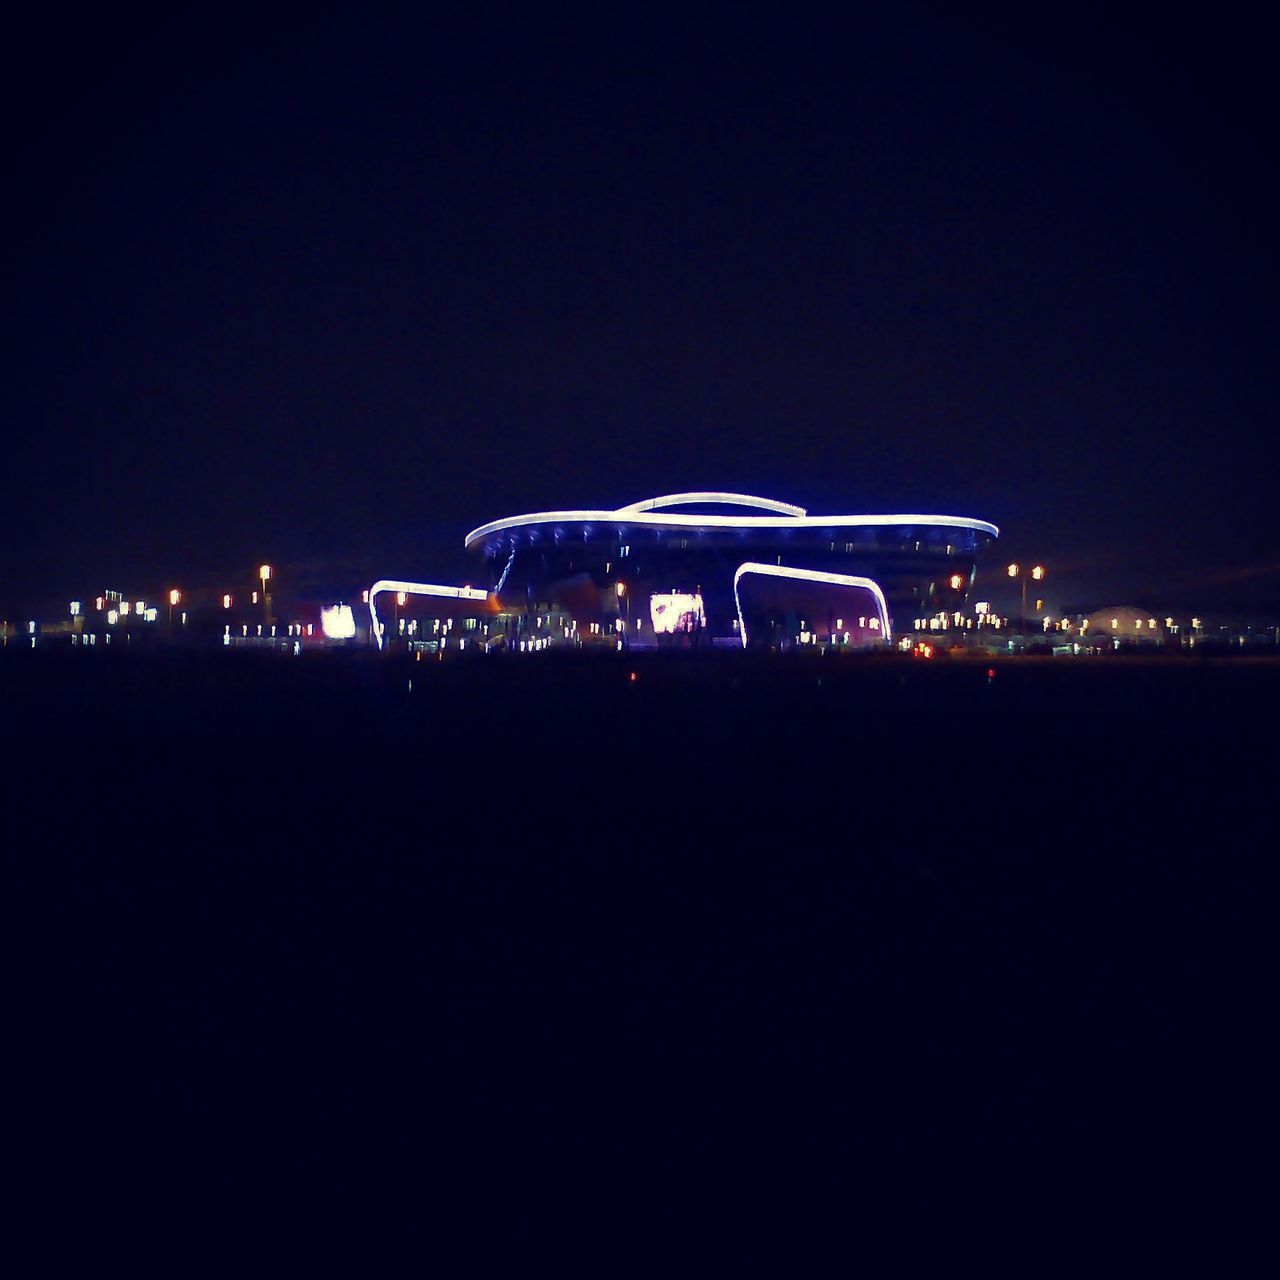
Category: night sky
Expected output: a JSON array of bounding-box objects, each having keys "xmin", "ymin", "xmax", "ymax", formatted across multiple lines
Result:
[{"xmin": 6, "ymin": 9, "xmax": 1276, "ymax": 613}]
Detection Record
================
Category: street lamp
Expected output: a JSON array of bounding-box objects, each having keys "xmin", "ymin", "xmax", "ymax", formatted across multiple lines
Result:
[
  {"xmin": 260, "ymin": 565, "xmax": 273, "ymax": 628},
  {"xmin": 1007, "ymin": 563, "xmax": 1047, "ymax": 646},
  {"xmin": 168, "ymin": 588, "xmax": 181, "ymax": 628},
  {"xmin": 615, "ymin": 582, "xmax": 629, "ymax": 645}
]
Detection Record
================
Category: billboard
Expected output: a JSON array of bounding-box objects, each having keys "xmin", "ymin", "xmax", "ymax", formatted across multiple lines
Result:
[{"xmin": 649, "ymin": 592, "xmax": 705, "ymax": 634}]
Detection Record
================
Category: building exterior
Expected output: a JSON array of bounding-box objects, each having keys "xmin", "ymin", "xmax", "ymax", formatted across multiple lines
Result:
[{"xmin": 370, "ymin": 492, "xmax": 1000, "ymax": 651}]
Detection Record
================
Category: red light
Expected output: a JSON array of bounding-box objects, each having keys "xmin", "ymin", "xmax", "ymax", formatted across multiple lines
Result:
[
  {"xmin": 629, "ymin": 672, "xmax": 637, "ymax": 682},
  {"xmin": 987, "ymin": 667, "xmax": 996, "ymax": 679}
]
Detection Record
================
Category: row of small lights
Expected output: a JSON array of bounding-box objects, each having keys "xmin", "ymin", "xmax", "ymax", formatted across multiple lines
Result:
[{"xmin": 68, "ymin": 565, "xmax": 276, "ymax": 624}]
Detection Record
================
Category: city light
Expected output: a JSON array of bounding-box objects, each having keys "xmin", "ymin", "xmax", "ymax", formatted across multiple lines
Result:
[
  {"xmin": 733, "ymin": 564, "xmax": 890, "ymax": 649},
  {"xmin": 69, "ymin": 601, "xmax": 81, "ymax": 616},
  {"xmin": 1031, "ymin": 565, "xmax": 1046, "ymax": 581},
  {"xmin": 1007, "ymin": 564, "xmax": 1019, "ymax": 577},
  {"xmin": 260, "ymin": 564, "xmax": 272, "ymax": 584},
  {"xmin": 223, "ymin": 594, "xmax": 232, "ymax": 609},
  {"xmin": 169, "ymin": 589, "xmax": 181, "ymax": 607},
  {"xmin": 949, "ymin": 574, "xmax": 964, "ymax": 590}
]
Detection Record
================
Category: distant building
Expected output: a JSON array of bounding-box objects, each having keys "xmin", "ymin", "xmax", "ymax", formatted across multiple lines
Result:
[{"xmin": 369, "ymin": 492, "xmax": 1000, "ymax": 651}]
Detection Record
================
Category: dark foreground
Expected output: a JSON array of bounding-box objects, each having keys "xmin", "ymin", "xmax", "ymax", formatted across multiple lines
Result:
[{"xmin": 8, "ymin": 648, "xmax": 1274, "ymax": 1218}]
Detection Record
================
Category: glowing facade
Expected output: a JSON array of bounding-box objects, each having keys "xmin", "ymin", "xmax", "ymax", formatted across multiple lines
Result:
[{"xmin": 372, "ymin": 492, "xmax": 1001, "ymax": 650}]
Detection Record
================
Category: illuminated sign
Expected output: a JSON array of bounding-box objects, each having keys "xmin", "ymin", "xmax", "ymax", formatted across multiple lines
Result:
[
  {"xmin": 321, "ymin": 605, "xmax": 357, "ymax": 639},
  {"xmin": 649, "ymin": 592, "xmax": 705, "ymax": 634}
]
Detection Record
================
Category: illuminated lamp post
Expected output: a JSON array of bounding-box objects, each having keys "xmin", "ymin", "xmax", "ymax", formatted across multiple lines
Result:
[
  {"xmin": 396, "ymin": 591, "xmax": 407, "ymax": 646},
  {"xmin": 1007, "ymin": 563, "xmax": 1047, "ymax": 648},
  {"xmin": 259, "ymin": 564, "xmax": 272, "ymax": 628},
  {"xmin": 168, "ymin": 588, "xmax": 181, "ymax": 629},
  {"xmin": 615, "ymin": 581, "xmax": 628, "ymax": 644}
]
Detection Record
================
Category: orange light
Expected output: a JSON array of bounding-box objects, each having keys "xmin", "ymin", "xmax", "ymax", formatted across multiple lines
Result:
[
  {"xmin": 1031, "ymin": 565, "xmax": 1046, "ymax": 581},
  {"xmin": 168, "ymin": 589, "xmax": 181, "ymax": 607},
  {"xmin": 1007, "ymin": 564, "xmax": 1019, "ymax": 577},
  {"xmin": 396, "ymin": 591, "xmax": 407, "ymax": 607},
  {"xmin": 949, "ymin": 574, "xmax": 964, "ymax": 591}
]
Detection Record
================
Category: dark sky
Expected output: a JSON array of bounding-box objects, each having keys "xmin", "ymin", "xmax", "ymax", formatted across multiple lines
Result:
[{"xmin": 5, "ymin": 8, "xmax": 1276, "ymax": 612}]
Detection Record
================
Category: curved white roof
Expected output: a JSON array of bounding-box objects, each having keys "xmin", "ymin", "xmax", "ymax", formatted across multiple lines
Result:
[
  {"xmin": 616, "ymin": 491, "xmax": 807, "ymax": 517},
  {"xmin": 464, "ymin": 494, "xmax": 998, "ymax": 551}
]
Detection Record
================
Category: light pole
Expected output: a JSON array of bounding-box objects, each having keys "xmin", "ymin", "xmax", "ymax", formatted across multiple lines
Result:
[
  {"xmin": 260, "ymin": 564, "xmax": 272, "ymax": 629},
  {"xmin": 615, "ymin": 582, "xmax": 628, "ymax": 647},
  {"xmin": 168, "ymin": 588, "xmax": 181, "ymax": 630},
  {"xmin": 1007, "ymin": 563, "xmax": 1046, "ymax": 649}
]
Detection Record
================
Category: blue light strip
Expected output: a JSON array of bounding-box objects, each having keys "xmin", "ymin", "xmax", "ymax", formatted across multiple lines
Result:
[{"xmin": 732, "ymin": 562, "xmax": 892, "ymax": 649}]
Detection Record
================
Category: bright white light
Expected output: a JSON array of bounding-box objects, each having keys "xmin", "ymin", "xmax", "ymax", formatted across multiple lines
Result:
[
  {"xmin": 107, "ymin": 610, "xmax": 119, "ymax": 625},
  {"xmin": 260, "ymin": 564, "xmax": 272, "ymax": 583},
  {"xmin": 145, "ymin": 608, "xmax": 158, "ymax": 623},
  {"xmin": 366, "ymin": 580, "xmax": 490, "ymax": 651},
  {"xmin": 464, "ymin": 506, "xmax": 1000, "ymax": 549},
  {"xmin": 70, "ymin": 601, "xmax": 81, "ymax": 616},
  {"xmin": 617, "ymin": 492, "xmax": 808, "ymax": 517},
  {"xmin": 120, "ymin": 601, "xmax": 130, "ymax": 616},
  {"xmin": 223, "ymin": 594, "xmax": 232, "ymax": 609},
  {"xmin": 732, "ymin": 563, "xmax": 891, "ymax": 649},
  {"xmin": 649, "ymin": 592, "xmax": 705, "ymax": 634},
  {"xmin": 168, "ymin": 589, "xmax": 181, "ymax": 607},
  {"xmin": 135, "ymin": 602, "xmax": 144, "ymax": 616}
]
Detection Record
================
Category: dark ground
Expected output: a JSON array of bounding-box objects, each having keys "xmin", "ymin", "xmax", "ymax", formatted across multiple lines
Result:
[{"xmin": 7, "ymin": 647, "xmax": 1273, "ymax": 1225}]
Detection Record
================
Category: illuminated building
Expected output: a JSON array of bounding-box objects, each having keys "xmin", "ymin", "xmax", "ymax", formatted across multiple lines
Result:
[{"xmin": 371, "ymin": 492, "xmax": 998, "ymax": 650}]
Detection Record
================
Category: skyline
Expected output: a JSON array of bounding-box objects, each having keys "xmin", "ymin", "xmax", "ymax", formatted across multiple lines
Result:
[{"xmin": 5, "ymin": 10, "xmax": 1276, "ymax": 612}]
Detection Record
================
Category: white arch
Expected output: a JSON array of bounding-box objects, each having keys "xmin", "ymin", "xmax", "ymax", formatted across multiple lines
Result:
[
  {"xmin": 732, "ymin": 563, "xmax": 891, "ymax": 649},
  {"xmin": 367, "ymin": 578, "xmax": 490, "ymax": 652},
  {"xmin": 617, "ymin": 491, "xmax": 807, "ymax": 517}
]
